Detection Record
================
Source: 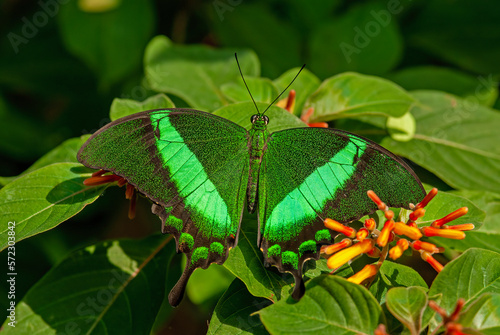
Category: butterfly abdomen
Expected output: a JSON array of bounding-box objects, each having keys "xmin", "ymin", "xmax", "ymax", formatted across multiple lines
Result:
[{"xmin": 246, "ymin": 127, "xmax": 269, "ymax": 213}]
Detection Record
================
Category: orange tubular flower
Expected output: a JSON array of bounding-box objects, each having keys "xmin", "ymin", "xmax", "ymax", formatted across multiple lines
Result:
[
  {"xmin": 377, "ymin": 220, "xmax": 395, "ymax": 247},
  {"xmin": 364, "ymin": 218, "xmax": 376, "ymax": 231},
  {"xmin": 389, "ymin": 239, "xmax": 409, "ymax": 260},
  {"xmin": 347, "ymin": 264, "xmax": 378, "ymax": 284},
  {"xmin": 393, "ymin": 222, "xmax": 422, "ymax": 240},
  {"xmin": 327, "ymin": 239, "xmax": 374, "ymax": 270},
  {"xmin": 277, "ymin": 89, "xmax": 296, "ymax": 112},
  {"xmin": 356, "ymin": 228, "xmax": 369, "ymax": 241},
  {"xmin": 445, "ymin": 223, "xmax": 475, "ymax": 231},
  {"xmin": 321, "ymin": 239, "xmax": 352, "ymax": 255},
  {"xmin": 301, "ymin": 107, "xmax": 328, "ymax": 128},
  {"xmin": 367, "ymin": 190, "xmax": 387, "ymax": 211},
  {"xmin": 421, "ymin": 251, "xmax": 444, "ymax": 272},
  {"xmin": 324, "ymin": 218, "xmax": 356, "ymax": 238},
  {"xmin": 422, "ymin": 227, "xmax": 466, "ymax": 240},
  {"xmin": 409, "ymin": 207, "xmax": 426, "ymax": 222},
  {"xmin": 415, "ymin": 187, "xmax": 438, "ymax": 209},
  {"xmin": 432, "ymin": 207, "xmax": 469, "ymax": 228},
  {"xmin": 412, "ymin": 240, "xmax": 443, "ymax": 253}
]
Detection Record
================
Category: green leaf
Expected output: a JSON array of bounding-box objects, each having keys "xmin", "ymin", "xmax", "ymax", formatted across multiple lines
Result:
[
  {"xmin": 0, "ymin": 136, "xmax": 89, "ymax": 187},
  {"xmin": 186, "ymin": 263, "xmax": 235, "ymax": 306},
  {"xmin": 0, "ymin": 163, "xmax": 107, "ymax": 251},
  {"xmin": 258, "ymin": 275, "xmax": 384, "ymax": 335},
  {"xmin": 460, "ymin": 293, "xmax": 500, "ymax": 335},
  {"xmin": 407, "ymin": 1, "xmax": 500, "ymax": 74},
  {"xmin": 223, "ymin": 216, "xmax": 293, "ymax": 303},
  {"xmin": 274, "ymin": 67, "xmax": 321, "ymax": 116},
  {"xmin": 428, "ymin": 249, "xmax": 500, "ymax": 318},
  {"xmin": 381, "ymin": 91, "xmax": 500, "ymax": 193},
  {"xmin": 1, "ymin": 235, "xmax": 176, "ymax": 334},
  {"xmin": 110, "ymin": 93, "xmax": 175, "ymax": 121},
  {"xmin": 388, "ymin": 66, "xmax": 499, "ymax": 107},
  {"xmin": 221, "ymin": 77, "xmax": 278, "ymax": 104},
  {"xmin": 213, "ymin": 102, "xmax": 306, "ymax": 133},
  {"xmin": 444, "ymin": 190, "xmax": 500, "ymax": 253},
  {"xmin": 308, "ymin": 2, "xmax": 403, "ymax": 77},
  {"xmin": 144, "ymin": 35, "xmax": 259, "ymax": 111},
  {"xmin": 207, "ymin": 279, "xmax": 271, "ymax": 335},
  {"xmin": 370, "ymin": 261, "xmax": 428, "ymax": 304},
  {"xmin": 305, "ymin": 72, "xmax": 415, "ymax": 122},
  {"xmin": 209, "ymin": 3, "xmax": 300, "ymax": 78},
  {"xmin": 58, "ymin": 0, "xmax": 155, "ymax": 88},
  {"xmin": 385, "ymin": 287, "xmax": 428, "ymax": 335}
]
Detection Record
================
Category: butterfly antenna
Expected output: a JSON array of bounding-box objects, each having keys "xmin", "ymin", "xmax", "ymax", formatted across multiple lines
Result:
[
  {"xmin": 262, "ymin": 64, "xmax": 306, "ymax": 115},
  {"xmin": 235, "ymin": 53, "xmax": 260, "ymax": 114}
]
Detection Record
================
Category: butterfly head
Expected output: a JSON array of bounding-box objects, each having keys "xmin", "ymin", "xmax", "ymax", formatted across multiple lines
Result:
[{"xmin": 251, "ymin": 114, "xmax": 269, "ymax": 129}]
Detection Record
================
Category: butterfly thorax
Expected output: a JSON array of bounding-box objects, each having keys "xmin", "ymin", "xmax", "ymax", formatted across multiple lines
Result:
[{"xmin": 246, "ymin": 114, "xmax": 269, "ymax": 213}]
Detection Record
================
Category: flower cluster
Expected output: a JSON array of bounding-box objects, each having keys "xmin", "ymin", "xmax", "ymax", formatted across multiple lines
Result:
[{"xmin": 321, "ymin": 188, "xmax": 473, "ymax": 284}]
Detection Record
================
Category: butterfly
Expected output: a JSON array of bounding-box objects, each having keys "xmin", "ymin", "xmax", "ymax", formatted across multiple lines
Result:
[{"xmin": 77, "ymin": 59, "xmax": 425, "ymax": 306}]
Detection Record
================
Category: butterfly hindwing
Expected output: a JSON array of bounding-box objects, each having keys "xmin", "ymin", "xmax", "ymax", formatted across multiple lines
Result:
[
  {"xmin": 258, "ymin": 127, "xmax": 425, "ymax": 299},
  {"xmin": 78, "ymin": 109, "xmax": 249, "ymax": 306}
]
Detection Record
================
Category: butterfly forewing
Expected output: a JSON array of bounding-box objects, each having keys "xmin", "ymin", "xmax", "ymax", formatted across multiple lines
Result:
[
  {"xmin": 258, "ymin": 127, "xmax": 425, "ymax": 299},
  {"xmin": 78, "ymin": 109, "xmax": 250, "ymax": 306}
]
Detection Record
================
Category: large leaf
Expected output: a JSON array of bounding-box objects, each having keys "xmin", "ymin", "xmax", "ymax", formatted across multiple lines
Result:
[
  {"xmin": 0, "ymin": 136, "xmax": 89, "ymax": 187},
  {"xmin": 223, "ymin": 216, "xmax": 293, "ymax": 303},
  {"xmin": 1, "ymin": 235, "xmax": 176, "ymax": 334},
  {"xmin": 186, "ymin": 263, "xmax": 235, "ymax": 306},
  {"xmin": 207, "ymin": 279, "xmax": 272, "ymax": 335},
  {"xmin": 369, "ymin": 261, "xmax": 428, "ymax": 304},
  {"xmin": 308, "ymin": 2, "xmax": 403, "ymax": 77},
  {"xmin": 273, "ymin": 67, "xmax": 321, "ymax": 116},
  {"xmin": 304, "ymin": 72, "xmax": 415, "ymax": 122},
  {"xmin": 385, "ymin": 286, "xmax": 428, "ymax": 335},
  {"xmin": 58, "ymin": 0, "xmax": 155, "ymax": 88},
  {"xmin": 109, "ymin": 93, "xmax": 175, "ymax": 121},
  {"xmin": 221, "ymin": 77, "xmax": 278, "ymax": 104},
  {"xmin": 381, "ymin": 91, "xmax": 500, "ymax": 193},
  {"xmin": 388, "ymin": 66, "xmax": 499, "ymax": 107},
  {"xmin": 0, "ymin": 163, "xmax": 107, "ymax": 251},
  {"xmin": 258, "ymin": 275, "xmax": 384, "ymax": 335},
  {"xmin": 144, "ymin": 35, "xmax": 259, "ymax": 111},
  {"xmin": 428, "ymin": 249, "xmax": 500, "ymax": 316},
  {"xmin": 460, "ymin": 293, "xmax": 500, "ymax": 335}
]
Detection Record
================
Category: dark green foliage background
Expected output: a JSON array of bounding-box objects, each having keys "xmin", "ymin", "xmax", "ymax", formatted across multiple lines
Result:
[{"xmin": 0, "ymin": 0, "xmax": 499, "ymax": 334}]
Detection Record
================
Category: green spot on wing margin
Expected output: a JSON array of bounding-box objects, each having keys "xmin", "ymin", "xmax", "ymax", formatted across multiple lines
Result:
[
  {"xmin": 180, "ymin": 233, "xmax": 194, "ymax": 250},
  {"xmin": 191, "ymin": 247, "xmax": 209, "ymax": 264},
  {"xmin": 282, "ymin": 251, "xmax": 299, "ymax": 270},
  {"xmin": 209, "ymin": 242, "xmax": 225, "ymax": 256},
  {"xmin": 267, "ymin": 244, "xmax": 281, "ymax": 257},
  {"xmin": 315, "ymin": 229, "xmax": 331, "ymax": 242},
  {"xmin": 298, "ymin": 240, "xmax": 317, "ymax": 257}
]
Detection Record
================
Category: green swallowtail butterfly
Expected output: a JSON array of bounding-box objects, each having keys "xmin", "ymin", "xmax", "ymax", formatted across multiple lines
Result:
[{"xmin": 78, "ymin": 61, "xmax": 425, "ymax": 306}]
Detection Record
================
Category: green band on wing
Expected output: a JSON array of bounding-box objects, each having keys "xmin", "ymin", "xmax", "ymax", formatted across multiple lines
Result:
[
  {"xmin": 150, "ymin": 113, "xmax": 230, "ymax": 239},
  {"xmin": 266, "ymin": 138, "xmax": 367, "ymax": 241}
]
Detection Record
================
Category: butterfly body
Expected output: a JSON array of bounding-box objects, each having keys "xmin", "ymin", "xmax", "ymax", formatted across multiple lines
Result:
[
  {"xmin": 247, "ymin": 114, "xmax": 269, "ymax": 212},
  {"xmin": 78, "ymin": 108, "xmax": 425, "ymax": 306}
]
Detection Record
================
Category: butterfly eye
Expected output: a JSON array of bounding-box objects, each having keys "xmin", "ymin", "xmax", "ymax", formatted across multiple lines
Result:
[{"xmin": 263, "ymin": 115, "xmax": 270, "ymax": 125}]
